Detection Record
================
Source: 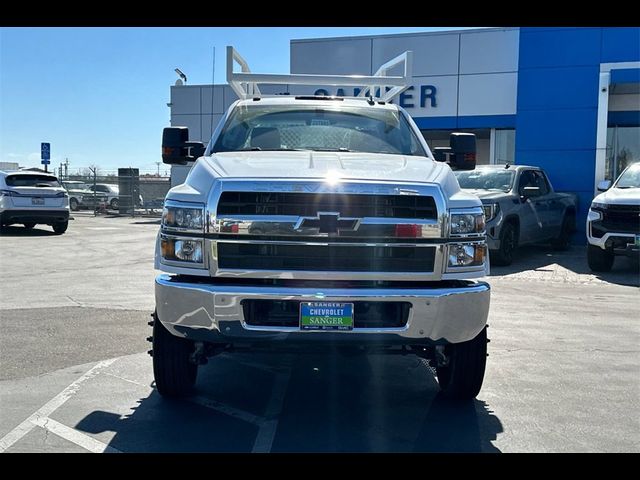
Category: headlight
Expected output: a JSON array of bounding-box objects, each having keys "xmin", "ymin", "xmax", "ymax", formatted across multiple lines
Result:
[
  {"xmin": 162, "ymin": 202, "xmax": 204, "ymax": 232},
  {"xmin": 161, "ymin": 236, "xmax": 204, "ymax": 264},
  {"xmin": 590, "ymin": 202, "xmax": 607, "ymax": 211},
  {"xmin": 449, "ymin": 210, "xmax": 485, "ymax": 236},
  {"xmin": 482, "ymin": 203, "xmax": 500, "ymax": 222},
  {"xmin": 447, "ymin": 243, "xmax": 487, "ymax": 268},
  {"xmin": 587, "ymin": 208, "xmax": 603, "ymax": 222}
]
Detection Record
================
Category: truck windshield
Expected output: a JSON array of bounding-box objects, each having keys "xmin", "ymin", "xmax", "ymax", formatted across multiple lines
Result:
[
  {"xmin": 615, "ymin": 162, "xmax": 640, "ymax": 189},
  {"xmin": 455, "ymin": 170, "xmax": 515, "ymax": 192},
  {"xmin": 212, "ymin": 104, "xmax": 427, "ymax": 156},
  {"xmin": 6, "ymin": 174, "xmax": 61, "ymax": 188}
]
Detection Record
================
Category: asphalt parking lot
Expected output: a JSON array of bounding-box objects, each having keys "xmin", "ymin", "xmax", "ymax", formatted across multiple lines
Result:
[{"xmin": 1, "ymin": 213, "xmax": 638, "ymax": 452}]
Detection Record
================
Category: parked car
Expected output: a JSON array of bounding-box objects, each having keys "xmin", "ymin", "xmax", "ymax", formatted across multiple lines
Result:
[
  {"xmin": 455, "ymin": 165, "xmax": 578, "ymax": 266},
  {"xmin": 61, "ymin": 180, "xmax": 107, "ymax": 211},
  {"xmin": 61, "ymin": 180, "xmax": 89, "ymax": 211},
  {"xmin": 84, "ymin": 183, "xmax": 143, "ymax": 210},
  {"xmin": 0, "ymin": 170, "xmax": 69, "ymax": 234},
  {"xmin": 586, "ymin": 162, "xmax": 640, "ymax": 272}
]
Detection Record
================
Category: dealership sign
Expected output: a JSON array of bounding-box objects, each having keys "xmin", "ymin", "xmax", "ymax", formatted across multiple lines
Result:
[{"xmin": 312, "ymin": 85, "xmax": 437, "ymax": 110}]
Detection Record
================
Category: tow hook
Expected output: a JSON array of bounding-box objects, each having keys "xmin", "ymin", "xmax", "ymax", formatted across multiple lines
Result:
[
  {"xmin": 190, "ymin": 342, "xmax": 208, "ymax": 365},
  {"xmin": 435, "ymin": 345, "xmax": 449, "ymax": 367}
]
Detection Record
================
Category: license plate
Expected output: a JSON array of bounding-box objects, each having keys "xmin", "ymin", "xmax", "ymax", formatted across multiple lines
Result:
[
  {"xmin": 300, "ymin": 302, "xmax": 354, "ymax": 331},
  {"xmin": 31, "ymin": 197, "xmax": 44, "ymax": 205}
]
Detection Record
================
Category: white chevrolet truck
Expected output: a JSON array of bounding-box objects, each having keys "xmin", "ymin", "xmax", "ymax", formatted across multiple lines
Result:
[
  {"xmin": 150, "ymin": 48, "xmax": 491, "ymax": 400},
  {"xmin": 587, "ymin": 162, "xmax": 640, "ymax": 271}
]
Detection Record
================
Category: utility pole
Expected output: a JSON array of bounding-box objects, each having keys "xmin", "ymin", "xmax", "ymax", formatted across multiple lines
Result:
[
  {"xmin": 156, "ymin": 161, "xmax": 161, "ymax": 177},
  {"xmin": 64, "ymin": 158, "xmax": 69, "ymax": 179}
]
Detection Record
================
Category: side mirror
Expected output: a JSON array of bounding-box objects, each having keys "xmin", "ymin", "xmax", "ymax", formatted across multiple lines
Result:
[
  {"xmin": 449, "ymin": 133, "xmax": 476, "ymax": 171},
  {"xmin": 432, "ymin": 147, "xmax": 449, "ymax": 163},
  {"xmin": 162, "ymin": 127, "xmax": 205, "ymax": 165},
  {"xmin": 597, "ymin": 180, "xmax": 612, "ymax": 192},
  {"xmin": 431, "ymin": 133, "xmax": 477, "ymax": 171},
  {"xmin": 522, "ymin": 186, "xmax": 542, "ymax": 198}
]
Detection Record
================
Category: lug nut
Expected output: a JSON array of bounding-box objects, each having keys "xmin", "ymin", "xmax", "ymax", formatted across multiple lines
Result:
[
  {"xmin": 147, "ymin": 349, "xmax": 153, "ymax": 357},
  {"xmin": 147, "ymin": 320, "xmax": 154, "ymax": 326},
  {"xmin": 146, "ymin": 336, "xmax": 153, "ymax": 342}
]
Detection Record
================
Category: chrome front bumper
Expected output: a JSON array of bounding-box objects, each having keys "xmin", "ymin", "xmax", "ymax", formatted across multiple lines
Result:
[{"xmin": 155, "ymin": 274, "xmax": 490, "ymax": 345}]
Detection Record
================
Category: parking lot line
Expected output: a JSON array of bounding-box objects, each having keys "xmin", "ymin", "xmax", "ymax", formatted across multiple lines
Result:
[
  {"xmin": 31, "ymin": 417, "xmax": 121, "ymax": 453},
  {"xmin": 0, "ymin": 358, "xmax": 117, "ymax": 453},
  {"xmin": 251, "ymin": 368, "xmax": 292, "ymax": 453},
  {"xmin": 187, "ymin": 396, "xmax": 265, "ymax": 426}
]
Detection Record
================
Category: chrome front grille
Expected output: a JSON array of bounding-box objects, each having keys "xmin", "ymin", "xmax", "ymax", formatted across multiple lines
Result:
[{"xmin": 207, "ymin": 180, "xmax": 448, "ymax": 280}]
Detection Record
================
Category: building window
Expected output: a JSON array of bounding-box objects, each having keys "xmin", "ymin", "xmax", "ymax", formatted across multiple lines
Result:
[
  {"xmin": 494, "ymin": 129, "xmax": 515, "ymax": 165},
  {"xmin": 606, "ymin": 126, "xmax": 640, "ymax": 181}
]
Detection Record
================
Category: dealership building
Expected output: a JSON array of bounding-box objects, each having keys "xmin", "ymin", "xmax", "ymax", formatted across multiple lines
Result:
[{"xmin": 169, "ymin": 27, "xmax": 639, "ymax": 238}]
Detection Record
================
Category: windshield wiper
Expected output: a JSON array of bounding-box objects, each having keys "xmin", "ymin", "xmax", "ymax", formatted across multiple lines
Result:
[
  {"xmin": 236, "ymin": 147, "xmax": 309, "ymax": 152},
  {"xmin": 310, "ymin": 147, "xmax": 353, "ymax": 152}
]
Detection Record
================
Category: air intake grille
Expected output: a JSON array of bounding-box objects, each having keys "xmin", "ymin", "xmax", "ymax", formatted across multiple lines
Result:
[
  {"xmin": 217, "ymin": 192, "xmax": 437, "ymax": 219},
  {"xmin": 218, "ymin": 243, "xmax": 436, "ymax": 272}
]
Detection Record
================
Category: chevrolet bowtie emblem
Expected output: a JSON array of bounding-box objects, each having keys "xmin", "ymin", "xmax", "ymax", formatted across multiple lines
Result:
[{"xmin": 294, "ymin": 212, "xmax": 361, "ymax": 234}]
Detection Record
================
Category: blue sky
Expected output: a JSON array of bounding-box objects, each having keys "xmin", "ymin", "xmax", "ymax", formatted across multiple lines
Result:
[{"xmin": 0, "ymin": 27, "xmax": 481, "ymax": 174}]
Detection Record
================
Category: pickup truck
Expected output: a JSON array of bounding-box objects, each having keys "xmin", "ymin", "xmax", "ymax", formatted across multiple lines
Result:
[
  {"xmin": 587, "ymin": 162, "xmax": 640, "ymax": 271},
  {"xmin": 455, "ymin": 165, "xmax": 578, "ymax": 266},
  {"xmin": 150, "ymin": 48, "xmax": 491, "ymax": 401}
]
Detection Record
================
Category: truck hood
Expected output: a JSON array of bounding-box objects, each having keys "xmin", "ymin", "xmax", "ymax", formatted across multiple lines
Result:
[
  {"xmin": 205, "ymin": 151, "xmax": 440, "ymax": 183},
  {"xmin": 460, "ymin": 188, "xmax": 509, "ymax": 201},
  {"xmin": 593, "ymin": 187, "xmax": 640, "ymax": 205}
]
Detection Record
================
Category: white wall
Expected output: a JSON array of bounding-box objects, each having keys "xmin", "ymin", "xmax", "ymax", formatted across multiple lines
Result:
[{"xmin": 290, "ymin": 28, "xmax": 520, "ymax": 119}]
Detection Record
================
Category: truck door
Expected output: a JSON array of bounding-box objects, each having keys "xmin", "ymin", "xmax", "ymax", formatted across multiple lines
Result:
[
  {"xmin": 517, "ymin": 169, "xmax": 545, "ymax": 243},
  {"xmin": 535, "ymin": 170, "xmax": 563, "ymax": 236}
]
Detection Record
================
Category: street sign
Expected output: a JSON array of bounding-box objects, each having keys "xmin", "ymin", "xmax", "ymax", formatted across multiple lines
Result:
[
  {"xmin": 41, "ymin": 143, "xmax": 50, "ymax": 161},
  {"xmin": 41, "ymin": 159, "xmax": 51, "ymax": 165}
]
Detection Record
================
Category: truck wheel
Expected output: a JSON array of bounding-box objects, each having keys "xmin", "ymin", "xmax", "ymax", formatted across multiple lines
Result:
[
  {"xmin": 587, "ymin": 244, "xmax": 614, "ymax": 272},
  {"xmin": 70, "ymin": 198, "xmax": 79, "ymax": 211},
  {"xmin": 551, "ymin": 214, "xmax": 574, "ymax": 251},
  {"xmin": 491, "ymin": 222, "xmax": 517, "ymax": 266},
  {"xmin": 110, "ymin": 198, "xmax": 119, "ymax": 210},
  {"xmin": 23, "ymin": 223, "xmax": 36, "ymax": 229},
  {"xmin": 436, "ymin": 327, "xmax": 487, "ymax": 400},
  {"xmin": 152, "ymin": 313, "xmax": 198, "ymax": 397},
  {"xmin": 52, "ymin": 221, "xmax": 68, "ymax": 235}
]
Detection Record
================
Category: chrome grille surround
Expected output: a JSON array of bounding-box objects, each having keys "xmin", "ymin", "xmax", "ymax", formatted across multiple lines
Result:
[{"xmin": 205, "ymin": 179, "xmax": 451, "ymax": 281}]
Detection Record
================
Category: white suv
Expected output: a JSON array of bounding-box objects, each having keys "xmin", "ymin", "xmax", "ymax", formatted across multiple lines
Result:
[
  {"xmin": 0, "ymin": 170, "xmax": 70, "ymax": 234},
  {"xmin": 587, "ymin": 162, "xmax": 640, "ymax": 271}
]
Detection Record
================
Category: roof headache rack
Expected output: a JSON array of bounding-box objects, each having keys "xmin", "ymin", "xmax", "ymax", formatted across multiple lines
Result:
[{"xmin": 226, "ymin": 46, "xmax": 413, "ymax": 103}]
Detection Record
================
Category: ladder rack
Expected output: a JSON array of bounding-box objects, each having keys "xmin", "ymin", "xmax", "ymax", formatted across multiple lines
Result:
[{"xmin": 226, "ymin": 46, "xmax": 413, "ymax": 103}]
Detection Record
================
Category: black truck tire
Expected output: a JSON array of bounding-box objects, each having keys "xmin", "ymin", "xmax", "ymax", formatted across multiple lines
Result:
[
  {"xmin": 551, "ymin": 213, "xmax": 574, "ymax": 251},
  {"xmin": 52, "ymin": 221, "xmax": 68, "ymax": 235},
  {"xmin": 152, "ymin": 313, "xmax": 198, "ymax": 397},
  {"xmin": 491, "ymin": 222, "xmax": 517, "ymax": 266},
  {"xmin": 436, "ymin": 327, "xmax": 488, "ymax": 400},
  {"xmin": 587, "ymin": 244, "xmax": 614, "ymax": 272}
]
